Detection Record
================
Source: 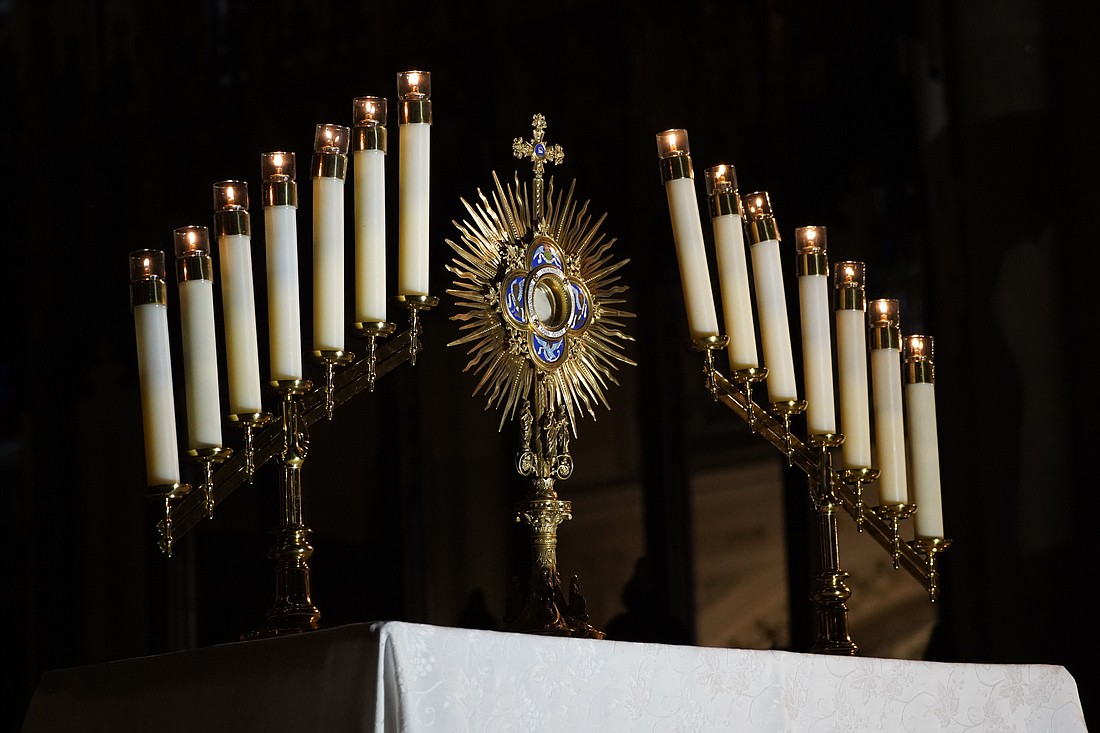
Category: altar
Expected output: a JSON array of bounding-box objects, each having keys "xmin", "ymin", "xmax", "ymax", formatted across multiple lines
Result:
[{"xmin": 22, "ymin": 621, "xmax": 1087, "ymax": 732}]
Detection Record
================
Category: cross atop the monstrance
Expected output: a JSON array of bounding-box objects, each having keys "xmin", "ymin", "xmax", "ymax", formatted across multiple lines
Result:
[{"xmin": 512, "ymin": 113, "xmax": 564, "ymax": 228}]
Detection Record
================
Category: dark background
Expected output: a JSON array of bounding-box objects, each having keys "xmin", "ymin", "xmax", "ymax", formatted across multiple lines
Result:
[{"xmin": 4, "ymin": 0, "xmax": 1097, "ymax": 729}]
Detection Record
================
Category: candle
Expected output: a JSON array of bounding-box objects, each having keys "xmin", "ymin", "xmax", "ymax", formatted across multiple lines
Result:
[
  {"xmin": 744, "ymin": 192, "xmax": 798, "ymax": 403},
  {"xmin": 173, "ymin": 226, "xmax": 223, "ymax": 450},
  {"xmin": 869, "ymin": 298, "xmax": 908, "ymax": 505},
  {"xmin": 261, "ymin": 151, "xmax": 303, "ymax": 381},
  {"xmin": 352, "ymin": 95, "xmax": 388, "ymax": 323},
  {"xmin": 705, "ymin": 164, "xmax": 758, "ymax": 369},
  {"xmin": 794, "ymin": 226, "xmax": 836, "ymax": 435},
  {"xmin": 129, "ymin": 249, "xmax": 181, "ymax": 486},
  {"xmin": 834, "ymin": 261, "xmax": 873, "ymax": 468},
  {"xmin": 312, "ymin": 123, "xmax": 350, "ymax": 351},
  {"xmin": 213, "ymin": 181, "xmax": 263, "ymax": 415},
  {"xmin": 905, "ymin": 334, "xmax": 944, "ymax": 538},
  {"xmin": 656, "ymin": 129, "xmax": 719, "ymax": 340},
  {"xmin": 397, "ymin": 70, "xmax": 432, "ymax": 296}
]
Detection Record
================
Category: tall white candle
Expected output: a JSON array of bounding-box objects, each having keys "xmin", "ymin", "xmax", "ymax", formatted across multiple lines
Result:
[
  {"xmin": 794, "ymin": 226, "xmax": 836, "ymax": 435},
  {"xmin": 397, "ymin": 71, "xmax": 432, "ymax": 297},
  {"xmin": 312, "ymin": 123, "xmax": 350, "ymax": 352},
  {"xmin": 656, "ymin": 129, "xmax": 719, "ymax": 340},
  {"xmin": 869, "ymin": 298, "xmax": 908, "ymax": 505},
  {"xmin": 213, "ymin": 181, "xmax": 263, "ymax": 416},
  {"xmin": 905, "ymin": 335, "xmax": 944, "ymax": 538},
  {"xmin": 261, "ymin": 151, "xmax": 303, "ymax": 381},
  {"xmin": 173, "ymin": 226, "xmax": 223, "ymax": 450},
  {"xmin": 130, "ymin": 249, "xmax": 181, "ymax": 486},
  {"xmin": 744, "ymin": 192, "xmax": 798, "ymax": 403},
  {"xmin": 834, "ymin": 261, "xmax": 873, "ymax": 468},
  {"xmin": 705, "ymin": 164, "xmax": 757, "ymax": 368},
  {"xmin": 352, "ymin": 96, "xmax": 388, "ymax": 323}
]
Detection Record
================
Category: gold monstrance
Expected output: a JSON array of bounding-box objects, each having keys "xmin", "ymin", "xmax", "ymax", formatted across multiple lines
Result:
[{"xmin": 447, "ymin": 114, "xmax": 635, "ymax": 638}]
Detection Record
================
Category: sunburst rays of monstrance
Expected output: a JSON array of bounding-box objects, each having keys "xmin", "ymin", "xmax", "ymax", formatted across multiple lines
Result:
[{"xmin": 446, "ymin": 114, "xmax": 635, "ymax": 638}]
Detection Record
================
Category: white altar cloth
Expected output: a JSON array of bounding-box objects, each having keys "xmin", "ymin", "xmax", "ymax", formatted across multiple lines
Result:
[{"xmin": 22, "ymin": 620, "xmax": 1087, "ymax": 732}]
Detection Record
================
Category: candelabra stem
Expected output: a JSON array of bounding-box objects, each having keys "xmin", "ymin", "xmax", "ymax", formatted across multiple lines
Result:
[
  {"xmin": 246, "ymin": 380, "xmax": 320, "ymax": 639},
  {"xmin": 353, "ymin": 321, "xmax": 397, "ymax": 392},
  {"xmin": 228, "ymin": 412, "xmax": 273, "ymax": 484},
  {"xmin": 807, "ymin": 439, "xmax": 857, "ymax": 655},
  {"xmin": 733, "ymin": 367, "xmax": 767, "ymax": 433},
  {"xmin": 772, "ymin": 400, "xmax": 807, "ymax": 466}
]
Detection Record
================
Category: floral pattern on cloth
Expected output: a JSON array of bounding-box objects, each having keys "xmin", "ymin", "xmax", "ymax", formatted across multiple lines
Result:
[{"xmin": 372, "ymin": 622, "xmax": 1087, "ymax": 732}]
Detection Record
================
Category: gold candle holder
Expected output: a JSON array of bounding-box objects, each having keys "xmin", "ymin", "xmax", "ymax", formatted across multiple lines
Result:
[
  {"xmin": 771, "ymin": 398, "xmax": 808, "ymax": 466},
  {"xmin": 352, "ymin": 321, "xmax": 396, "ymax": 393},
  {"xmin": 873, "ymin": 502, "xmax": 918, "ymax": 569},
  {"xmin": 733, "ymin": 366, "xmax": 768, "ymax": 432},
  {"xmin": 311, "ymin": 350, "xmax": 355, "ymax": 420},
  {"xmin": 148, "ymin": 483, "xmax": 191, "ymax": 558},
  {"xmin": 691, "ymin": 334, "xmax": 729, "ymax": 399},
  {"xmin": 185, "ymin": 446, "xmax": 233, "ymax": 518},
  {"xmin": 394, "ymin": 294, "xmax": 439, "ymax": 365},
  {"xmin": 226, "ymin": 411, "xmax": 274, "ymax": 482},
  {"xmin": 910, "ymin": 537, "xmax": 953, "ymax": 602},
  {"xmin": 839, "ymin": 466, "xmax": 880, "ymax": 531}
]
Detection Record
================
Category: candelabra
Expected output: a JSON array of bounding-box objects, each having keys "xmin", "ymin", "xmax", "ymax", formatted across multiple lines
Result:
[
  {"xmin": 658, "ymin": 129, "xmax": 952, "ymax": 655},
  {"xmin": 447, "ymin": 114, "xmax": 635, "ymax": 638},
  {"xmin": 130, "ymin": 71, "xmax": 437, "ymax": 638}
]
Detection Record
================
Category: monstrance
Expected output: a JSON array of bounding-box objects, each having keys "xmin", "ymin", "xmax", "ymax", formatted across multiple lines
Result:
[{"xmin": 446, "ymin": 113, "xmax": 635, "ymax": 638}]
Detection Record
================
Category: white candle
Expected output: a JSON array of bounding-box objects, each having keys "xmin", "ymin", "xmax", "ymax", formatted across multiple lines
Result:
[
  {"xmin": 744, "ymin": 192, "xmax": 798, "ymax": 403},
  {"xmin": 261, "ymin": 151, "xmax": 303, "ymax": 381},
  {"xmin": 656, "ymin": 129, "xmax": 719, "ymax": 340},
  {"xmin": 869, "ymin": 298, "xmax": 908, "ymax": 505},
  {"xmin": 794, "ymin": 226, "xmax": 836, "ymax": 435},
  {"xmin": 173, "ymin": 226, "xmax": 223, "ymax": 449},
  {"xmin": 705, "ymin": 164, "xmax": 757, "ymax": 369},
  {"xmin": 397, "ymin": 71, "xmax": 432, "ymax": 297},
  {"xmin": 834, "ymin": 261, "xmax": 872, "ymax": 468},
  {"xmin": 213, "ymin": 181, "xmax": 263, "ymax": 416},
  {"xmin": 352, "ymin": 96, "xmax": 388, "ymax": 323},
  {"xmin": 905, "ymin": 335, "xmax": 944, "ymax": 538},
  {"xmin": 130, "ymin": 250, "xmax": 181, "ymax": 486},
  {"xmin": 312, "ymin": 123, "xmax": 350, "ymax": 351}
]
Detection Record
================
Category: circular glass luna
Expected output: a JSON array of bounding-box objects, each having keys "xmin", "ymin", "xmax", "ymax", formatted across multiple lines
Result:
[{"xmin": 528, "ymin": 267, "xmax": 572, "ymax": 336}]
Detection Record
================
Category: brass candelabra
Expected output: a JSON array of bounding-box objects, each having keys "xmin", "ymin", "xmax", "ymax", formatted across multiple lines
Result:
[{"xmin": 160, "ymin": 299, "xmax": 435, "ymax": 638}]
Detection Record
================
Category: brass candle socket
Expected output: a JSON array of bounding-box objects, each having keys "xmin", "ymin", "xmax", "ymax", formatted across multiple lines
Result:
[
  {"xmin": 770, "ymin": 399, "xmax": 808, "ymax": 466},
  {"xmin": 839, "ymin": 467, "xmax": 880, "ymax": 531},
  {"xmin": 352, "ymin": 320, "xmax": 397, "ymax": 393},
  {"xmin": 732, "ymin": 367, "xmax": 768, "ymax": 432},
  {"xmin": 147, "ymin": 482, "xmax": 191, "ymax": 557},
  {"xmin": 872, "ymin": 503, "xmax": 918, "ymax": 569},
  {"xmin": 185, "ymin": 446, "xmax": 233, "ymax": 518},
  {"xmin": 394, "ymin": 295, "xmax": 439, "ymax": 365},
  {"xmin": 311, "ymin": 350, "xmax": 355, "ymax": 420},
  {"xmin": 227, "ymin": 412, "xmax": 274, "ymax": 482},
  {"xmin": 691, "ymin": 335, "xmax": 729, "ymax": 400},
  {"xmin": 910, "ymin": 537, "xmax": 953, "ymax": 602}
]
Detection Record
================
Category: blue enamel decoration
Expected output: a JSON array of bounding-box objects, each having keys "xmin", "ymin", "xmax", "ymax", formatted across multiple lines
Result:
[
  {"xmin": 533, "ymin": 333, "xmax": 565, "ymax": 364},
  {"xmin": 530, "ymin": 242, "xmax": 563, "ymax": 270},
  {"xmin": 504, "ymin": 274, "xmax": 526, "ymax": 322},
  {"xmin": 568, "ymin": 282, "xmax": 589, "ymax": 330}
]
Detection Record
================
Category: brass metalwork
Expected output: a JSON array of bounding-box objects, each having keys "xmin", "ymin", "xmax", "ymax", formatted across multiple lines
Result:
[
  {"xmin": 447, "ymin": 113, "xmax": 635, "ymax": 638},
  {"xmin": 697, "ymin": 365, "xmax": 953, "ymax": 653},
  {"xmin": 311, "ymin": 350, "xmax": 355, "ymax": 420},
  {"xmin": 147, "ymin": 482, "xmax": 191, "ymax": 557},
  {"xmin": 185, "ymin": 446, "xmax": 233, "ymax": 518},
  {"xmin": 352, "ymin": 320, "xmax": 396, "ymax": 392},
  {"xmin": 226, "ymin": 411, "xmax": 274, "ymax": 482}
]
